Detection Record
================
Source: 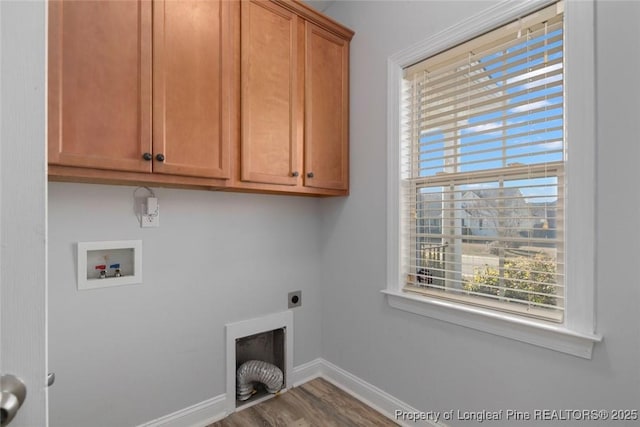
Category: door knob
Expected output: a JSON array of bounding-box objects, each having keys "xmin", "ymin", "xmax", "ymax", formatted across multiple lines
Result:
[
  {"xmin": 47, "ymin": 373, "xmax": 55, "ymax": 388},
  {"xmin": 1, "ymin": 375, "xmax": 26, "ymax": 426},
  {"xmin": 155, "ymin": 153, "xmax": 165, "ymax": 162}
]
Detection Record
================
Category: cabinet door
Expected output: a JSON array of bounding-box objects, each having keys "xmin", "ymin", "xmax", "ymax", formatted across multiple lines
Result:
[
  {"xmin": 153, "ymin": 0, "xmax": 232, "ymax": 179},
  {"xmin": 240, "ymin": 0, "xmax": 301, "ymax": 186},
  {"xmin": 48, "ymin": 0, "xmax": 152, "ymax": 173},
  {"xmin": 304, "ymin": 22, "xmax": 349, "ymax": 191}
]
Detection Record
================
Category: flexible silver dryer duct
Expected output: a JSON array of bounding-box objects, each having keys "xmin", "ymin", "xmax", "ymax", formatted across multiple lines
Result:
[{"xmin": 236, "ymin": 360, "xmax": 284, "ymax": 401}]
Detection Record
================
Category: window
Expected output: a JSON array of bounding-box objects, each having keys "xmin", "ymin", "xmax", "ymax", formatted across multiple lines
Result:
[
  {"xmin": 404, "ymin": 2, "xmax": 564, "ymax": 322},
  {"xmin": 385, "ymin": 0, "xmax": 600, "ymax": 358}
]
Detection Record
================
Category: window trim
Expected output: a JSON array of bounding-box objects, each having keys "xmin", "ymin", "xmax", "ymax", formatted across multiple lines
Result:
[{"xmin": 385, "ymin": 0, "xmax": 601, "ymax": 358}]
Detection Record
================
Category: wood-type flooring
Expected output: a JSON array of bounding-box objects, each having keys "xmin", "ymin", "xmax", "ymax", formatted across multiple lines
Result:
[{"xmin": 210, "ymin": 377, "xmax": 399, "ymax": 427}]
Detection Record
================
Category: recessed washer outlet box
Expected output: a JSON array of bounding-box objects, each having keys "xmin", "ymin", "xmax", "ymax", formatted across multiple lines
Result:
[
  {"xmin": 77, "ymin": 240, "xmax": 142, "ymax": 290},
  {"xmin": 288, "ymin": 291, "xmax": 301, "ymax": 308}
]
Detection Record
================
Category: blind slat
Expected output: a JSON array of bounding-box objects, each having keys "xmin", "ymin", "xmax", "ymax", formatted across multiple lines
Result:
[
  {"xmin": 410, "ymin": 28, "xmax": 563, "ymax": 89},
  {"xmin": 412, "ymin": 79, "xmax": 563, "ymax": 127},
  {"xmin": 406, "ymin": 94, "xmax": 562, "ymax": 138},
  {"xmin": 415, "ymin": 56, "xmax": 563, "ymax": 108},
  {"xmin": 404, "ymin": 2, "xmax": 563, "ymax": 76}
]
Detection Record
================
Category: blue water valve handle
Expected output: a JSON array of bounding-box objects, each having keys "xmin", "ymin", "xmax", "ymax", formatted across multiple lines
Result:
[{"xmin": 109, "ymin": 263, "xmax": 120, "ymax": 269}]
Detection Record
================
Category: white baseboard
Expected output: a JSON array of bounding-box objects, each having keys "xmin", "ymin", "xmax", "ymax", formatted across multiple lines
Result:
[
  {"xmin": 312, "ymin": 359, "xmax": 444, "ymax": 427},
  {"xmin": 136, "ymin": 393, "xmax": 228, "ymax": 427},
  {"xmin": 291, "ymin": 357, "xmax": 324, "ymax": 386},
  {"xmin": 138, "ymin": 358, "xmax": 446, "ymax": 427}
]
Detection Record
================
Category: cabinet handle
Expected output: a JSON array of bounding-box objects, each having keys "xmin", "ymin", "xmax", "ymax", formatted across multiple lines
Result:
[
  {"xmin": 142, "ymin": 152, "xmax": 152, "ymax": 161},
  {"xmin": 156, "ymin": 153, "xmax": 165, "ymax": 162},
  {"xmin": 291, "ymin": 171, "xmax": 299, "ymax": 177},
  {"xmin": 307, "ymin": 172, "xmax": 314, "ymax": 178}
]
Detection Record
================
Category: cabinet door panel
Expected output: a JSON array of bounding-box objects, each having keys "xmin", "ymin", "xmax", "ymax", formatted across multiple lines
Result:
[
  {"xmin": 48, "ymin": 0, "xmax": 152, "ymax": 173},
  {"xmin": 241, "ymin": 0, "xmax": 300, "ymax": 185},
  {"xmin": 304, "ymin": 22, "xmax": 349, "ymax": 191},
  {"xmin": 153, "ymin": 0, "xmax": 232, "ymax": 179}
]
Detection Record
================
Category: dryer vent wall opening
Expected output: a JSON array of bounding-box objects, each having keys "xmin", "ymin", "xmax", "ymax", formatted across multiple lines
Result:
[
  {"xmin": 234, "ymin": 326, "xmax": 287, "ymax": 407},
  {"xmin": 226, "ymin": 311, "xmax": 293, "ymax": 412},
  {"xmin": 236, "ymin": 360, "xmax": 284, "ymax": 401}
]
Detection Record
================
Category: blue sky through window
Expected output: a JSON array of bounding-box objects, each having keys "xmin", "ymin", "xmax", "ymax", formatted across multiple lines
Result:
[{"xmin": 417, "ymin": 28, "xmax": 563, "ymax": 203}]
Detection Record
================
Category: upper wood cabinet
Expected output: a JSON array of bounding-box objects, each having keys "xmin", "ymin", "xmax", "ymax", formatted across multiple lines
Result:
[
  {"xmin": 236, "ymin": 0, "xmax": 352, "ymax": 195},
  {"xmin": 48, "ymin": 0, "xmax": 233, "ymax": 183},
  {"xmin": 48, "ymin": 0, "xmax": 353, "ymax": 195},
  {"xmin": 304, "ymin": 22, "xmax": 350, "ymax": 191},
  {"xmin": 48, "ymin": 0, "xmax": 152, "ymax": 173},
  {"xmin": 153, "ymin": 0, "xmax": 233, "ymax": 179},
  {"xmin": 240, "ymin": 0, "xmax": 301, "ymax": 186}
]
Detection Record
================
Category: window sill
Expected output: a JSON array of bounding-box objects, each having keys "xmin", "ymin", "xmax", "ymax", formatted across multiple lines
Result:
[{"xmin": 382, "ymin": 289, "xmax": 601, "ymax": 359}]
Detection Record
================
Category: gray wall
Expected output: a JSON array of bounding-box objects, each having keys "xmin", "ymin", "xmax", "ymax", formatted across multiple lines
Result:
[
  {"xmin": 319, "ymin": 1, "xmax": 640, "ymax": 425},
  {"xmin": 48, "ymin": 184, "xmax": 323, "ymax": 426},
  {"xmin": 47, "ymin": 1, "xmax": 640, "ymax": 426}
]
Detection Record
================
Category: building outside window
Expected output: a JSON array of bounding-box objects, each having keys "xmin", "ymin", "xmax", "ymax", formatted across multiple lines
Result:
[{"xmin": 386, "ymin": 0, "xmax": 600, "ymax": 358}]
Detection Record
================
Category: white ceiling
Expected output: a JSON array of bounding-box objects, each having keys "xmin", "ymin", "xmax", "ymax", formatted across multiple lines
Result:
[{"xmin": 303, "ymin": 0, "xmax": 336, "ymax": 13}]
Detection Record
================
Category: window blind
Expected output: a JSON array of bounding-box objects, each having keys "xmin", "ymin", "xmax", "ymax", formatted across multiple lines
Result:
[{"xmin": 401, "ymin": 1, "xmax": 565, "ymax": 322}]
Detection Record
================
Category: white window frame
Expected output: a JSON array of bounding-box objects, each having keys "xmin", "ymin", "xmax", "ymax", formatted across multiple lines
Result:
[{"xmin": 384, "ymin": 0, "xmax": 601, "ymax": 359}]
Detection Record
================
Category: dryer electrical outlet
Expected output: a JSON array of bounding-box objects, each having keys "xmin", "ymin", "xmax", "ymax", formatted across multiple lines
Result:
[
  {"xmin": 141, "ymin": 197, "xmax": 159, "ymax": 228},
  {"xmin": 288, "ymin": 291, "xmax": 301, "ymax": 308}
]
